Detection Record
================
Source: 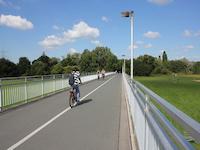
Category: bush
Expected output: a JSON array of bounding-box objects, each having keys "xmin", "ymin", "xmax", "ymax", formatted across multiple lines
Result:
[
  {"xmin": 134, "ymin": 60, "xmax": 152, "ymax": 76},
  {"xmin": 152, "ymin": 65, "xmax": 171, "ymax": 75},
  {"xmin": 192, "ymin": 62, "xmax": 200, "ymax": 74},
  {"xmin": 168, "ymin": 60, "xmax": 187, "ymax": 73}
]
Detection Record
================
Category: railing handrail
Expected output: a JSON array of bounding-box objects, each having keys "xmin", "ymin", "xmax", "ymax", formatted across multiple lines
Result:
[
  {"xmin": 0, "ymin": 73, "xmax": 98, "ymax": 86},
  {"xmin": 128, "ymin": 81, "xmax": 193, "ymax": 149},
  {"xmin": 133, "ymin": 78, "xmax": 200, "ymax": 143},
  {"xmin": 0, "ymin": 72, "xmax": 97, "ymax": 80}
]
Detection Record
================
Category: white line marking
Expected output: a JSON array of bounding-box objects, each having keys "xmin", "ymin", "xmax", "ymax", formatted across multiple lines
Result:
[{"xmin": 7, "ymin": 76, "xmax": 115, "ymax": 150}]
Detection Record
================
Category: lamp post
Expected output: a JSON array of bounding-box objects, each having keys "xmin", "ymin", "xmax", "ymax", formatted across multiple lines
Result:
[{"xmin": 121, "ymin": 11, "xmax": 134, "ymax": 79}]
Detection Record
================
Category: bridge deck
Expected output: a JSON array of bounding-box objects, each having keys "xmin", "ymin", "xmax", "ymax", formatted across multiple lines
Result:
[{"xmin": 0, "ymin": 74, "xmax": 133, "ymax": 150}]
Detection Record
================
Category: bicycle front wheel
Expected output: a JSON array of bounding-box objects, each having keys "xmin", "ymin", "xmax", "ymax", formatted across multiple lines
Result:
[{"xmin": 69, "ymin": 92, "xmax": 75, "ymax": 108}]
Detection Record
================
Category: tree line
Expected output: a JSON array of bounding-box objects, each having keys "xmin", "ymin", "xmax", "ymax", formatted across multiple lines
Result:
[
  {"xmin": 125, "ymin": 51, "xmax": 200, "ymax": 76},
  {"xmin": 0, "ymin": 47, "xmax": 121, "ymax": 78},
  {"xmin": 0, "ymin": 47, "xmax": 200, "ymax": 78}
]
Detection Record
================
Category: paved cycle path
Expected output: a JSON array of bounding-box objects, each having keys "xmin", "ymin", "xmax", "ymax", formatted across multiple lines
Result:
[{"xmin": 0, "ymin": 74, "xmax": 132, "ymax": 150}]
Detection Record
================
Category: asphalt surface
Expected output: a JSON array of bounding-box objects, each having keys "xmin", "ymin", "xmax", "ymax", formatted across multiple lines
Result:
[{"xmin": 0, "ymin": 74, "xmax": 131, "ymax": 150}]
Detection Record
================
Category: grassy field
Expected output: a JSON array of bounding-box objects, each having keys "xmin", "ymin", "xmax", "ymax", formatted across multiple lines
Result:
[
  {"xmin": 135, "ymin": 74, "xmax": 200, "ymax": 123},
  {"xmin": 135, "ymin": 74, "xmax": 200, "ymax": 149}
]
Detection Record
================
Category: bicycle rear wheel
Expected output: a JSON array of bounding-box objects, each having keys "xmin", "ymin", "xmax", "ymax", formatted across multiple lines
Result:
[{"xmin": 69, "ymin": 91, "xmax": 75, "ymax": 108}]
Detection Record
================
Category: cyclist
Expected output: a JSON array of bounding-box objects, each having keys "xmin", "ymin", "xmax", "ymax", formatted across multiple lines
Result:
[
  {"xmin": 69, "ymin": 69, "xmax": 82, "ymax": 105},
  {"xmin": 97, "ymin": 70, "xmax": 100, "ymax": 79},
  {"xmin": 101, "ymin": 69, "xmax": 105, "ymax": 79}
]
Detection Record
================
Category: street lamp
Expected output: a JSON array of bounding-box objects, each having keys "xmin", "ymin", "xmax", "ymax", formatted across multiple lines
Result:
[
  {"xmin": 122, "ymin": 54, "xmax": 126, "ymax": 73},
  {"xmin": 121, "ymin": 11, "xmax": 134, "ymax": 79}
]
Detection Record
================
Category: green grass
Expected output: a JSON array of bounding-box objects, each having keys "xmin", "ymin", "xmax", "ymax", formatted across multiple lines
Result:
[
  {"xmin": 135, "ymin": 75, "xmax": 200, "ymax": 123},
  {"xmin": 135, "ymin": 74, "xmax": 200, "ymax": 149}
]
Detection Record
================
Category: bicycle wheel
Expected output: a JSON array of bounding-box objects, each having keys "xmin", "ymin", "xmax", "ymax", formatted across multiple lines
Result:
[{"xmin": 69, "ymin": 91, "xmax": 75, "ymax": 108}]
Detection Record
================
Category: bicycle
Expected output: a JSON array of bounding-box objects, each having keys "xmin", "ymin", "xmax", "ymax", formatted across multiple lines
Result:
[
  {"xmin": 102, "ymin": 73, "xmax": 105, "ymax": 79},
  {"xmin": 69, "ymin": 88, "xmax": 77, "ymax": 108}
]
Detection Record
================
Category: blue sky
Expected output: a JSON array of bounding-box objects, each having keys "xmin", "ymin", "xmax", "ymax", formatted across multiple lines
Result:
[{"xmin": 0, "ymin": 0, "xmax": 200, "ymax": 62}]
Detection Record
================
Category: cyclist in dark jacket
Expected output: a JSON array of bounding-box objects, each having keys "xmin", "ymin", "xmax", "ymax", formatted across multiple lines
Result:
[{"xmin": 71, "ymin": 70, "xmax": 82, "ymax": 103}]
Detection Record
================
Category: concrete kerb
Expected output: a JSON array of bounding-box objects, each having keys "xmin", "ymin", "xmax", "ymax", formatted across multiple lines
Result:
[{"xmin": 122, "ymin": 74, "xmax": 138, "ymax": 150}]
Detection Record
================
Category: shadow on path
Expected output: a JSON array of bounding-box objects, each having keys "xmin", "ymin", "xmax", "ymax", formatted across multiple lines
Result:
[{"xmin": 77, "ymin": 99, "xmax": 93, "ymax": 107}]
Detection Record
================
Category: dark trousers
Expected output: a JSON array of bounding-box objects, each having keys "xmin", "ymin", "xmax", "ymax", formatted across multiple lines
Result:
[{"xmin": 72, "ymin": 84, "xmax": 80, "ymax": 101}]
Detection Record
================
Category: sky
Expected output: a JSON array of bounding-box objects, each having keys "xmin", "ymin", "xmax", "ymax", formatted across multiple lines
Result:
[{"xmin": 0, "ymin": 0, "xmax": 200, "ymax": 63}]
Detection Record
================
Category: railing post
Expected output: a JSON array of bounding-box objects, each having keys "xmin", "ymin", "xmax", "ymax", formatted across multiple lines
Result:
[
  {"xmin": 0, "ymin": 79, "xmax": 2, "ymax": 112},
  {"xmin": 25, "ymin": 77, "xmax": 28, "ymax": 102},
  {"xmin": 53, "ymin": 75, "xmax": 56, "ymax": 92},
  {"xmin": 41, "ymin": 76, "xmax": 44, "ymax": 97},
  {"xmin": 62, "ymin": 74, "xmax": 64, "ymax": 89}
]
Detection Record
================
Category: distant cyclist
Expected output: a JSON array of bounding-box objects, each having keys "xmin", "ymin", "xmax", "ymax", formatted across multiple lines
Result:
[
  {"xmin": 69, "ymin": 69, "xmax": 82, "ymax": 104},
  {"xmin": 101, "ymin": 69, "xmax": 105, "ymax": 79},
  {"xmin": 97, "ymin": 70, "xmax": 100, "ymax": 79}
]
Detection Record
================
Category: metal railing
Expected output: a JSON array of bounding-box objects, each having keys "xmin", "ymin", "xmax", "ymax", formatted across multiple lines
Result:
[
  {"xmin": 0, "ymin": 72, "xmax": 115, "ymax": 111},
  {"xmin": 123, "ymin": 73, "xmax": 200, "ymax": 150}
]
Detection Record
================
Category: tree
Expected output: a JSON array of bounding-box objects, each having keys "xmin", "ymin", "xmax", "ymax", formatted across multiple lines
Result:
[
  {"xmin": 51, "ymin": 63, "xmax": 64, "ymax": 74},
  {"xmin": 162, "ymin": 51, "xmax": 168, "ymax": 63},
  {"xmin": 49, "ymin": 57, "xmax": 60, "ymax": 67},
  {"xmin": 93, "ymin": 47, "xmax": 107, "ymax": 69},
  {"xmin": 179, "ymin": 58, "xmax": 192, "ymax": 73},
  {"xmin": 192, "ymin": 62, "xmax": 200, "ymax": 74},
  {"xmin": 63, "ymin": 66, "xmax": 79, "ymax": 74},
  {"xmin": 31, "ymin": 61, "xmax": 48, "ymax": 75},
  {"xmin": 137, "ymin": 55, "xmax": 157, "ymax": 75},
  {"xmin": 61, "ymin": 53, "xmax": 80, "ymax": 67},
  {"xmin": 34, "ymin": 52, "xmax": 50, "ymax": 65},
  {"xmin": 80, "ymin": 49, "xmax": 94, "ymax": 72},
  {"xmin": 0, "ymin": 58, "xmax": 19, "ymax": 77},
  {"xmin": 152, "ymin": 64, "xmax": 170, "ymax": 75},
  {"xmin": 32, "ymin": 53, "xmax": 51, "ymax": 75},
  {"xmin": 168, "ymin": 60, "xmax": 187, "ymax": 73},
  {"xmin": 106, "ymin": 54, "xmax": 118, "ymax": 71},
  {"xmin": 93, "ymin": 46, "xmax": 118, "ymax": 71},
  {"xmin": 17, "ymin": 57, "xmax": 31, "ymax": 76},
  {"xmin": 133, "ymin": 59, "xmax": 153, "ymax": 76}
]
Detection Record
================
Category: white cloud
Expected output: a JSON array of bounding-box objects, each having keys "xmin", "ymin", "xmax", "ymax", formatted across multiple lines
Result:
[
  {"xmin": 136, "ymin": 40, "xmax": 144, "ymax": 45},
  {"xmin": 53, "ymin": 25, "xmax": 60, "ymax": 30},
  {"xmin": 40, "ymin": 21, "xmax": 100, "ymax": 49},
  {"xmin": 0, "ymin": 14, "xmax": 33, "ymax": 30},
  {"xmin": 101, "ymin": 16, "xmax": 109, "ymax": 22},
  {"xmin": 91, "ymin": 40, "xmax": 102, "ymax": 46},
  {"xmin": 39, "ymin": 35, "xmax": 65, "ymax": 49},
  {"xmin": 184, "ymin": 45, "xmax": 194, "ymax": 49},
  {"xmin": 144, "ymin": 43, "xmax": 153, "ymax": 48},
  {"xmin": 0, "ymin": 0, "xmax": 20, "ymax": 10},
  {"xmin": 68, "ymin": 48, "xmax": 78, "ymax": 54},
  {"xmin": 183, "ymin": 29, "xmax": 200, "ymax": 37},
  {"xmin": 148, "ymin": 0, "xmax": 173, "ymax": 5},
  {"xmin": 128, "ymin": 41, "xmax": 153, "ymax": 50},
  {"xmin": 144, "ymin": 31, "xmax": 160, "ymax": 39},
  {"xmin": 64, "ymin": 21, "xmax": 99, "ymax": 40},
  {"xmin": 183, "ymin": 30, "xmax": 192, "ymax": 37},
  {"xmin": 128, "ymin": 44, "xmax": 138, "ymax": 50},
  {"xmin": 194, "ymin": 31, "xmax": 200, "ymax": 37}
]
